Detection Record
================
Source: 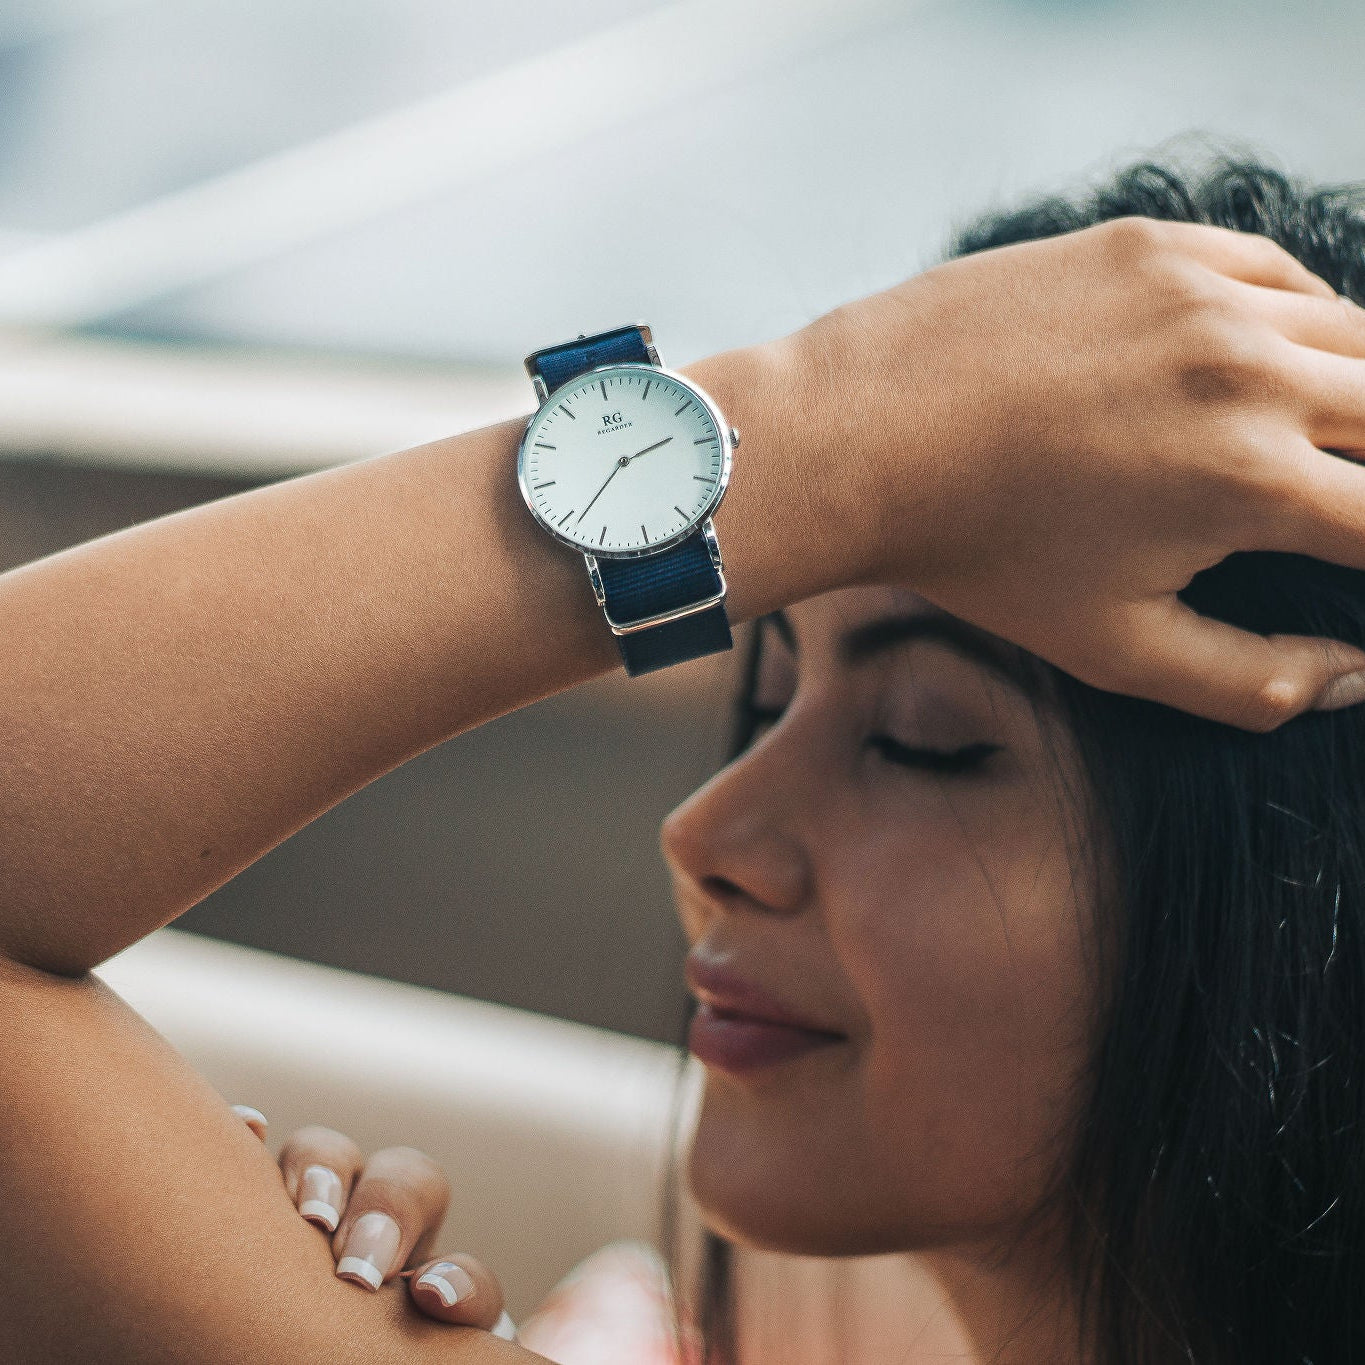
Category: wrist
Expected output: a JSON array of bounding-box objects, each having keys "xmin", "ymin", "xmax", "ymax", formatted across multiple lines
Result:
[{"xmin": 681, "ymin": 327, "xmax": 868, "ymax": 624}]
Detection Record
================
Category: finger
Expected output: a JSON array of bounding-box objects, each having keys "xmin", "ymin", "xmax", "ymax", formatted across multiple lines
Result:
[
  {"xmin": 1278, "ymin": 344, "xmax": 1365, "ymax": 454},
  {"xmin": 405, "ymin": 1252, "xmax": 508, "ymax": 1333},
  {"xmin": 276, "ymin": 1125, "xmax": 365, "ymax": 1234},
  {"xmin": 1232, "ymin": 283, "xmax": 1365, "ymax": 362},
  {"xmin": 333, "ymin": 1146, "xmax": 451, "ymax": 1292},
  {"xmin": 1108, "ymin": 597, "xmax": 1365, "ymax": 731},
  {"xmin": 1259, "ymin": 433, "xmax": 1365, "ymax": 567},
  {"xmin": 1157, "ymin": 221, "xmax": 1339, "ymax": 298},
  {"xmin": 230, "ymin": 1104, "xmax": 268, "ymax": 1142}
]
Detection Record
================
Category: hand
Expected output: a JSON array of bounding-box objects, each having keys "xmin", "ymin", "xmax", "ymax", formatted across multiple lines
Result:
[
  {"xmin": 576, "ymin": 436, "xmax": 674, "ymax": 524},
  {"xmin": 772, "ymin": 216, "xmax": 1365, "ymax": 730},
  {"xmin": 231, "ymin": 1105, "xmax": 515, "ymax": 1339}
]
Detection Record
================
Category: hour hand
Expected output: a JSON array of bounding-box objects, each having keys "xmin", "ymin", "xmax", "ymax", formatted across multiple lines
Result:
[{"xmin": 625, "ymin": 436, "xmax": 673, "ymax": 463}]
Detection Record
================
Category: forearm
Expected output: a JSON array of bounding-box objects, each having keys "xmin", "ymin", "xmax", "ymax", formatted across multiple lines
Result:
[
  {"xmin": 0, "ymin": 955, "xmax": 543, "ymax": 1363},
  {"xmin": 0, "ymin": 335, "xmax": 834, "ymax": 975}
]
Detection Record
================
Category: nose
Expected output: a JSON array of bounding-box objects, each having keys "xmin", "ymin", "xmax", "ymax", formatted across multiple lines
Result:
[{"xmin": 660, "ymin": 741, "xmax": 812, "ymax": 930}]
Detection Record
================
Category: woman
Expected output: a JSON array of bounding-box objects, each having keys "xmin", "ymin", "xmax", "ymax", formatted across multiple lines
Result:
[{"xmin": 3, "ymin": 152, "xmax": 1365, "ymax": 1363}]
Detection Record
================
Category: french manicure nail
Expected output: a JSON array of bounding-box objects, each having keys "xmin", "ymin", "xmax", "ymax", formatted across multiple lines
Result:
[
  {"xmin": 297, "ymin": 1164, "xmax": 343, "ymax": 1232},
  {"xmin": 1313, "ymin": 669, "xmax": 1365, "ymax": 712},
  {"xmin": 414, "ymin": 1261, "xmax": 477, "ymax": 1308},
  {"xmin": 230, "ymin": 1104, "xmax": 268, "ymax": 1139},
  {"xmin": 336, "ymin": 1211, "xmax": 401, "ymax": 1291}
]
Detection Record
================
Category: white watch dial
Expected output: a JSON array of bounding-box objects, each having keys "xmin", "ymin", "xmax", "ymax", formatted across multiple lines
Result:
[{"xmin": 518, "ymin": 365, "xmax": 728, "ymax": 555}]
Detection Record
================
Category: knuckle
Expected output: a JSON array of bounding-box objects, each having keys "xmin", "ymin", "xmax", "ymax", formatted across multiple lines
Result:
[
  {"xmin": 1240, "ymin": 674, "xmax": 1303, "ymax": 732},
  {"xmin": 287, "ymin": 1124, "xmax": 348, "ymax": 1147},
  {"xmin": 381, "ymin": 1143, "xmax": 439, "ymax": 1167},
  {"xmin": 373, "ymin": 1145, "xmax": 448, "ymax": 1189},
  {"xmin": 280, "ymin": 1125, "xmax": 361, "ymax": 1164},
  {"xmin": 350, "ymin": 1172, "xmax": 424, "ymax": 1223},
  {"xmin": 1243, "ymin": 231, "xmax": 1313, "ymax": 285},
  {"xmin": 1099, "ymin": 214, "xmax": 1168, "ymax": 263}
]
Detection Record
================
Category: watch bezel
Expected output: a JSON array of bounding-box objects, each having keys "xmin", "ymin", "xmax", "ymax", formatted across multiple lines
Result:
[{"xmin": 516, "ymin": 361, "xmax": 734, "ymax": 561}]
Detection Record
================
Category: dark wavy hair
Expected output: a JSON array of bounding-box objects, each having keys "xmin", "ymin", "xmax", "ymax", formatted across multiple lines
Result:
[{"xmin": 668, "ymin": 148, "xmax": 1365, "ymax": 1364}]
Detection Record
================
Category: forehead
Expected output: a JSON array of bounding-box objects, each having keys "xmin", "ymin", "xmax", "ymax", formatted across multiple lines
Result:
[{"xmin": 774, "ymin": 586, "xmax": 1054, "ymax": 708}]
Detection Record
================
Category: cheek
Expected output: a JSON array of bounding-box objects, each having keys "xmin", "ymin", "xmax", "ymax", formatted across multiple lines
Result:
[{"xmin": 831, "ymin": 782, "xmax": 1097, "ymax": 1227}]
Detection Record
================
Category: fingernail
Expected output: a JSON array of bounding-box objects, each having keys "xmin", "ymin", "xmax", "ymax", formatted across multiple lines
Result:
[
  {"xmin": 414, "ymin": 1261, "xmax": 477, "ymax": 1308},
  {"xmin": 336, "ymin": 1211, "xmax": 401, "ymax": 1291},
  {"xmin": 1313, "ymin": 669, "xmax": 1365, "ymax": 711},
  {"xmin": 297, "ymin": 1164, "xmax": 342, "ymax": 1232},
  {"xmin": 230, "ymin": 1104, "xmax": 268, "ymax": 1139}
]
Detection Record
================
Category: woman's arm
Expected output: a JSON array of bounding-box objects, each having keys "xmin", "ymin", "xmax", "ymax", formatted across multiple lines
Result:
[
  {"xmin": 10, "ymin": 220, "xmax": 1365, "ymax": 977},
  {"xmin": 0, "ymin": 341, "xmax": 813, "ymax": 976},
  {"xmin": 0, "ymin": 953, "xmax": 542, "ymax": 1363},
  {"xmin": 6, "ymin": 218, "xmax": 1365, "ymax": 1362}
]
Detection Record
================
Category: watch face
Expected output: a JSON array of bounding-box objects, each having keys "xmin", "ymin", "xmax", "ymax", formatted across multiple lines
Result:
[{"xmin": 517, "ymin": 364, "xmax": 731, "ymax": 556}]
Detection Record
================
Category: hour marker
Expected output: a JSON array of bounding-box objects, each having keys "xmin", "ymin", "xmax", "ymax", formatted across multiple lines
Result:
[
  {"xmin": 693, "ymin": 436, "xmax": 716, "ymax": 445},
  {"xmin": 642, "ymin": 379, "xmax": 652, "ymax": 401},
  {"xmin": 693, "ymin": 475, "xmax": 716, "ymax": 483},
  {"xmin": 558, "ymin": 510, "xmax": 574, "ymax": 525},
  {"xmin": 641, "ymin": 523, "xmax": 648, "ymax": 543},
  {"xmin": 674, "ymin": 400, "xmax": 690, "ymax": 416},
  {"xmin": 600, "ymin": 380, "xmax": 608, "ymax": 401},
  {"xmin": 600, "ymin": 525, "xmax": 608, "ymax": 544},
  {"xmin": 534, "ymin": 442, "xmax": 556, "ymax": 450},
  {"xmin": 558, "ymin": 404, "xmax": 575, "ymax": 419},
  {"xmin": 674, "ymin": 505, "xmax": 687, "ymax": 519},
  {"xmin": 533, "ymin": 481, "xmax": 556, "ymax": 489}
]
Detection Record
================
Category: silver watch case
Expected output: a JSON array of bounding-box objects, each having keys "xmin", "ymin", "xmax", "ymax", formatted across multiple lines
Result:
[{"xmin": 516, "ymin": 359, "xmax": 737, "ymax": 565}]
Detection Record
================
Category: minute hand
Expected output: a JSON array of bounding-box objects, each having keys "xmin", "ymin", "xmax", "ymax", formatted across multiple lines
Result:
[{"xmin": 576, "ymin": 436, "xmax": 674, "ymax": 524}]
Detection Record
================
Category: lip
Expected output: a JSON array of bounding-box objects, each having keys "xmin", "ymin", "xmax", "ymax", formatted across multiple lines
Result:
[{"xmin": 684, "ymin": 951, "xmax": 846, "ymax": 1075}]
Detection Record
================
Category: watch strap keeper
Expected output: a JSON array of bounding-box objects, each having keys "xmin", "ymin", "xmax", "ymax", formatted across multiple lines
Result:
[{"xmin": 595, "ymin": 528, "xmax": 732, "ymax": 676}]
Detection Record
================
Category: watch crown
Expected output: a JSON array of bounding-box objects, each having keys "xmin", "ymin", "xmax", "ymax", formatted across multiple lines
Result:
[{"xmin": 729, "ymin": 426, "xmax": 741, "ymax": 448}]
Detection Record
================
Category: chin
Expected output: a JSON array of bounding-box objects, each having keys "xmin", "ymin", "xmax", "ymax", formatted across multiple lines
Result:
[{"xmin": 685, "ymin": 1089, "xmax": 913, "ymax": 1259}]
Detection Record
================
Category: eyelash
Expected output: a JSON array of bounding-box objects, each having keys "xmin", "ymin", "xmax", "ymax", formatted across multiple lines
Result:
[{"xmin": 742, "ymin": 704, "xmax": 1002, "ymax": 775}]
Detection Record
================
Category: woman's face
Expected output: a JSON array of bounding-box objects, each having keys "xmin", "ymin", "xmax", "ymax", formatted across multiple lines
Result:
[{"xmin": 661, "ymin": 586, "xmax": 1104, "ymax": 1257}]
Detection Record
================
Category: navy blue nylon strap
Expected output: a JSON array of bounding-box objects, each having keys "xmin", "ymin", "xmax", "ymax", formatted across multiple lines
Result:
[
  {"xmin": 611, "ymin": 600, "xmax": 732, "ymax": 676},
  {"xmin": 526, "ymin": 325, "xmax": 652, "ymax": 393},
  {"xmin": 596, "ymin": 529, "xmax": 732, "ymax": 676},
  {"xmin": 525, "ymin": 324, "xmax": 733, "ymax": 675}
]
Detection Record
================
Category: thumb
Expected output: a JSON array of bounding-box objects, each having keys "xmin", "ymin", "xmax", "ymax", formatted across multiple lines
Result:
[{"xmin": 1109, "ymin": 598, "xmax": 1365, "ymax": 731}]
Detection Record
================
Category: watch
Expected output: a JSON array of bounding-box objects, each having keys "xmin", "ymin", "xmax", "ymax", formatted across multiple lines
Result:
[{"xmin": 517, "ymin": 323, "xmax": 738, "ymax": 676}]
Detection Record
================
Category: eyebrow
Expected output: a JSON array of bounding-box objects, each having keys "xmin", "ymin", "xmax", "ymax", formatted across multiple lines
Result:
[{"xmin": 764, "ymin": 608, "xmax": 1041, "ymax": 698}]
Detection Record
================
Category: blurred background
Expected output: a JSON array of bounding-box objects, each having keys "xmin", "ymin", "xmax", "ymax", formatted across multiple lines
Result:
[{"xmin": 2, "ymin": 0, "xmax": 1362, "ymax": 1042}]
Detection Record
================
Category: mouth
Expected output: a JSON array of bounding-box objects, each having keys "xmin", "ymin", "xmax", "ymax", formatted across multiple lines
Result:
[
  {"xmin": 687, "ymin": 1003, "xmax": 846, "ymax": 1073},
  {"xmin": 684, "ymin": 951, "xmax": 847, "ymax": 1075}
]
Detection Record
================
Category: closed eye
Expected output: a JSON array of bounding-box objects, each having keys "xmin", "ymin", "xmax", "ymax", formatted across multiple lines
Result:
[
  {"xmin": 742, "ymin": 704, "xmax": 1001, "ymax": 776},
  {"xmin": 866, "ymin": 734, "xmax": 1002, "ymax": 774}
]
